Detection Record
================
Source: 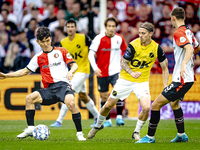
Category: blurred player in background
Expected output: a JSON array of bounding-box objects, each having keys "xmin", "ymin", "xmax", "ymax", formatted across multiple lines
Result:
[{"xmin": 88, "ymin": 17, "xmax": 127, "ymax": 127}]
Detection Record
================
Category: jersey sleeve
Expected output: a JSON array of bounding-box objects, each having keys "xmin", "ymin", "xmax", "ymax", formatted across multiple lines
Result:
[
  {"xmin": 174, "ymin": 30, "xmax": 190, "ymax": 48},
  {"xmin": 85, "ymin": 35, "xmax": 92, "ymax": 47},
  {"xmin": 60, "ymin": 47, "xmax": 75, "ymax": 64},
  {"xmin": 157, "ymin": 45, "xmax": 166, "ymax": 62},
  {"xmin": 123, "ymin": 44, "xmax": 135, "ymax": 61},
  {"xmin": 26, "ymin": 55, "xmax": 39, "ymax": 72},
  {"xmin": 120, "ymin": 36, "xmax": 128, "ymax": 56},
  {"xmin": 89, "ymin": 35, "xmax": 101, "ymax": 52}
]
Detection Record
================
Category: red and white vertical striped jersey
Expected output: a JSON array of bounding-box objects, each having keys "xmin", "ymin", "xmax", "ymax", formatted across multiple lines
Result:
[
  {"xmin": 173, "ymin": 25, "xmax": 199, "ymax": 83},
  {"xmin": 27, "ymin": 47, "xmax": 75, "ymax": 88},
  {"xmin": 89, "ymin": 33, "xmax": 127, "ymax": 77}
]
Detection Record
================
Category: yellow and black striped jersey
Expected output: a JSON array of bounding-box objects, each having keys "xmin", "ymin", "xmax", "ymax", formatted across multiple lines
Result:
[
  {"xmin": 60, "ymin": 33, "xmax": 91, "ymax": 74},
  {"xmin": 119, "ymin": 38, "xmax": 166, "ymax": 82}
]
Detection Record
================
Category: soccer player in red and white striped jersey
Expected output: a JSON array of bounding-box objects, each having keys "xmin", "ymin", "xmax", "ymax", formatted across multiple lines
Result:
[
  {"xmin": 0, "ymin": 26, "xmax": 86, "ymax": 141},
  {"xmin": 88, "ymin": 17, "xmax": 127, "ymax": 127}
]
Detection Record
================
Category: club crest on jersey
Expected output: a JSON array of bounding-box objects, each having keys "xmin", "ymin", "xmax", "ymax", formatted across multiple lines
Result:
[
  {"xmin": 117, "ymin": 40, "xmax": 119, "ymax": 44},
  {"xmin": 54, "ymin": 53, "xmax": 59, "ymax": 58},
  {"xmin": 112, "ymin": 90, "xmax": 117, "ymax": 96},
  {"xmin": 149, "ymin": 52, "xmax": 154, "ymax": 58},
  {"xmin": 76, "ymin": 44, "xmax": 81, "ymax": 48},
  {"xmin": 67, "ymin": 53, "xmax": 72, "ymax": 59},
  {"xmin": 180, "ymin": 37, "xmax": 186, "ymax": 43}
]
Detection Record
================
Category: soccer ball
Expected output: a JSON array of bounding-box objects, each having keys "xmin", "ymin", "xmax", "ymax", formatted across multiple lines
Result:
[{"xmin": 33, "ymin": 124, "xmax": 50, "ymax": 140}]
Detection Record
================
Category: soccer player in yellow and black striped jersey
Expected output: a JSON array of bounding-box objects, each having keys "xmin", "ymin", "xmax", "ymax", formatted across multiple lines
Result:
[
  {"xmin": 88, "ymin": 22, "xmax": 169, "ymax": 140},
  {"xmin": 50, "ymin": 19, "xmax": 99, "ymax": 128}
]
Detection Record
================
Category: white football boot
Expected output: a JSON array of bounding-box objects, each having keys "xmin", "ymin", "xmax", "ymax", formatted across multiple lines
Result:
[
  {"xmin": 76, "ymin": 132, "xmax": 86, "ymax": 141},
  {"xmin": 17, "ymin": 128, "xmax": 34, "ymax": 139}
]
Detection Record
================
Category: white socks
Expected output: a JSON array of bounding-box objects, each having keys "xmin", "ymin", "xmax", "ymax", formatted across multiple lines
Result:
[
  {"xmin": 95, "ymin": 114, "xmax": 106, "ymax": 128},
  {"xmin": 57, "ymin": 99, "xmax": 98, "ymax": 123},
  {"xmin": 116, "ymin": 115, "xmax": 122, "ymax": 119},
  {"xmin": 57, "ymin": 104, "xmax": 69, "ymax": 123},
  {"xmin": 85, "ymin": 99, "xmax": 99, "ymax": 118},
  {"xmin": 28, "ymin": 126, "xmax": 34, "ymax": 130},
  {"xmin": 134, "ymin": 119, "xmax": 146, "ymax": 133},
  {"xmin": 178, "ymin": 132, "xmax": 185, "ymax": 136}
]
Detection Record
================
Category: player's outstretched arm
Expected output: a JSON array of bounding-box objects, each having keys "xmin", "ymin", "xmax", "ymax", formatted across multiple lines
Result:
[
  {"xmin": 159, "ymin": 58, "xmax": 169, "ymax": 88},
  {"xmin": 0, "ymin": 67, "xmax": 31, "ymax": 80},
  {"xmin": 121, "ymin": 58, "xmax": 141, "ymax": 79},
  {"xmin": 66, "ymin": 62, "xmax": 78, "ymax": 80}
]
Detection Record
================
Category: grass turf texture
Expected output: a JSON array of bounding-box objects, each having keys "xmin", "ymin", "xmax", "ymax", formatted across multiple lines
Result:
[{"xmin": 0, "ymin": 119, "xmax": 199, "ymax": 150}]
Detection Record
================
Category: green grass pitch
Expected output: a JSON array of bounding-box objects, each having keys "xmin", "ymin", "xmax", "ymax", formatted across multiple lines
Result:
[{"xmin": 0, "ymin": 119, "xmax": 199, "ymax": 150}]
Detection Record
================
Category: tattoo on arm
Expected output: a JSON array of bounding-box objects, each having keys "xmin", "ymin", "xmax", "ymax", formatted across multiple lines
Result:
[{"xmin": 121, "ymin": 58, "xmax": 133, "ymax": 74}]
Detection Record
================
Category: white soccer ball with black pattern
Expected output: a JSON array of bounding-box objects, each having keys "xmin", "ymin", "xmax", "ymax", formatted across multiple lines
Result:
[{"xmin": 33, "ymin": 124, "xmax": 50, "ymax": 140}]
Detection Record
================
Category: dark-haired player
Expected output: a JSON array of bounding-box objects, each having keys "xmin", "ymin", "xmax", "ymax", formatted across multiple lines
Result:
[
  {"xmin": 88, "ymin": 17, "xmax": 127, "ymax": 127},
  {"xmin": 0, "ymin": 26, "xmax": 86, "ymax": 141},
  {"xmin": 50, "ymin": 19, "xmax": 99, "ymax": 128}
]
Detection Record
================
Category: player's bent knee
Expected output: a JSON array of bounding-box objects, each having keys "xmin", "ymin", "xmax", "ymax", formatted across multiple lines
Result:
[
  {"xmin": 142, "ymin": 107, "xmax": 150, "ymax": 113},
  {"xmin": 79, "ymin": 93, "xmax": 89, "ymax": 103},
  {"xmin": 26, "ymin": 95, "xmax": 33, "ymax": 105}
]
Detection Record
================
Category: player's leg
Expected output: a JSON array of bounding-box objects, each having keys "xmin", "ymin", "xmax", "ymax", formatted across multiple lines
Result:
[
  {"xmin": 131, "ymin": 82, "xmax": 150, "ymax": 140},
  {"xmin": 88, "ymin": 96, "xmax": 118, "ymax": 139},
  {"xmin": 17, "ymin": 91, "xmax": 42, "ymax": 138},
  {"xmin": 110, "ymin": 73, "xmax": 125, "ymax": 126},
  {"xmin": 133, "ymin": 96, "xmax": 151, "ymax": 140},
  {"xmin": 50, "ymin": 103, "xmax": 68, "ymax": 127},
  {"xmin": 64, "ymin": 94, "xmax": 86, "ymax": 141},
  {"xmin": 170, "ymin": 100, "xmax": 188, "ymax": 142},
  {"xmin": 100, "ymin": 91, "xmax": 113, "ymax": 127},
  {"xmin": 169, "ymin": 82, "xmax": 193, "ymax": 142},
  {"xmin": 136, "ymin": 93, "xmax": 169, "ymax": 143},
  {"xmin": 79, "ymin": 92, "xmax": 99, "ymax": 127},
  {"xmin": 98, "ymin": 76, "xmax": 112, "ymax": 127},
  {"xmin": 88, "ymin": 78, "xmax": 132, "ymax": 139}
]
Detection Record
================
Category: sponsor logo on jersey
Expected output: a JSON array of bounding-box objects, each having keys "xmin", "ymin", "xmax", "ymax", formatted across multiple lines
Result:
[
  {"xmin": 54, "ymin": 53, "xmax": 59, "ymax": 58},
  {"xmin": 102, "ymin": 48, "xmax": 120, "ymax": 51},
  {"xmin": 66, "ymin": 53, "xmax": 72, "ymax": 59},
  {"xmin": 76, "ymin": 44, "xmax": 81, "ymax": 48},
  {"xmin": 149, "ymin": 52, "xmax": 154, "ymax": 58},
  {"xmin": 180, "ymin": 37, "xmax": 186, "ymax": 43},
  {"xmin": 42, "ymin": 62, "xmax": 61, "ymax": 69},
  {"xmin": 117, "ymin": 40, "xmax": 119, "ymax": 44},
  {"xmin": 112, "ymin": 90, "xmax": 117, "ymax": 96}
]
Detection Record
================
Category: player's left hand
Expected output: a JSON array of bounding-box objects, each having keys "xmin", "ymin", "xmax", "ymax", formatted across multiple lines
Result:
[
  {"xmin": 66, "ymin": 71, "xmax": 74, "ymax": 80},
  {"xmin": 180, "ymin": 64, "xmax": 187, "ymax": 79}
]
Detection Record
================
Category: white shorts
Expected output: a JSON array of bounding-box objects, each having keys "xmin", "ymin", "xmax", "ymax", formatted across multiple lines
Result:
[
  {"xmin": 110, "ymin": 78, "xmax": 151, "ymax": 100},
  {"xmin": 71, "ymin": 72, "xmax": 89, "ymax": 93}
]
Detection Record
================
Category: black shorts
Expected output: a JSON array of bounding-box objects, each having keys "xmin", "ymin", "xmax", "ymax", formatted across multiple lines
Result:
[
  {"xmin": 97, "ymin": 73, "xmax": 119, "ymax": 92},
  {"xmin": 161, "ymin": 81, "xmax": 194, "ymax": 102},
  {"xmin": 38, "ymin": 81, "xmax": 74, "ymax": 105}
]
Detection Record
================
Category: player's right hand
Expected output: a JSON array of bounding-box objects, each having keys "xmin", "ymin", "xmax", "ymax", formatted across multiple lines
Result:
[
  {"xmin": 0, "ymin": 72, "xmax": 6, "ymax": 79},
  {"xmin": 131, "ymin": 72, "xmax": 141, "ymax": 79},
  {"xmin": 94, "ymin": 68, "xmax": 102, "ymax": 77}
]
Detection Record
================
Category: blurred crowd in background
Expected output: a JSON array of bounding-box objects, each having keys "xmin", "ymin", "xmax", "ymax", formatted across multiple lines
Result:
[{"xmin": 0, "ymin": 0, "xmax": 200, "ymax": 74}]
